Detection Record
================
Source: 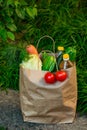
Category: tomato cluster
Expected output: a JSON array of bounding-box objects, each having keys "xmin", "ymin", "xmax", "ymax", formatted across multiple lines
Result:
[{"xmin": 44, "ymin": 70, "xmax": 67, "ymax": 84}]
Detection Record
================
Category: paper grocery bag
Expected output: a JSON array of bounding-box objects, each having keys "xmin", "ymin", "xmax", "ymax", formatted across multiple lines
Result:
[{"xmin": 19, "ymin": 64, "xmax": 77, "ymax": 124}]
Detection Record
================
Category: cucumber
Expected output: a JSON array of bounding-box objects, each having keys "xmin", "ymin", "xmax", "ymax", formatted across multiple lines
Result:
[{"xmin": 42, "ymin": 52, "xmax": 56, "ymax": 72}]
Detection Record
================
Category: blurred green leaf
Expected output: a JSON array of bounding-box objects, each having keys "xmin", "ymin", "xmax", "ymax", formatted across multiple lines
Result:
[
  {"xmin": 7, "ymin": 31, "xmax": 15, "ymax": 40},
  {"xmin": 14, "ymin": 1, "xmax": 20, "ymax": 8},
  {"xmin": 26, "ymin": 6, "xmax": 37, "ymax": 19},
  {"xmin": 0, "ymin": 28, "xmax": 7, "ymax": 41},
  {"xmin": 15, "ymin": 8, "xmax": 25, "ymax": 19},
  {"xmin": 7, "ymin": 24, "xmax": 17, "ymax": 32},
  {"xmin": 7, "ymin": 0, "xmax": 13, "ymax": 6}
]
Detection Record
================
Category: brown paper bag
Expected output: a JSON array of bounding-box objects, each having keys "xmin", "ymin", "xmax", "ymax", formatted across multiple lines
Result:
[{"xmin": 19, "ymin": 64, "xmax": 77, "ymax": 124}]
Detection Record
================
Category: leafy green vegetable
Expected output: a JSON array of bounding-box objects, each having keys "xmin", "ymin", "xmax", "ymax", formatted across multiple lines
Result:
[
  {"xmin": 21, "ymin": 54, "xmax": 42, "ymax": 70},
  {"xmin": 65, "ymin": 47, "xmax": 76, "ymax": 61}
]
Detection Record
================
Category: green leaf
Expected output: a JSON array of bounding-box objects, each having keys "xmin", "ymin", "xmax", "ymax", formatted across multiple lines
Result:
[
  {"xmin": 7, "ymin": 23, "xmax": 17, "ymax": 32},
  {"xmin": 33, "ymin": 7, "xmax": 37, "ymax": 16},
  {"xmin": 15, "ymin": 8, "xmax": 25, "ymax": 19},
  {"xmin": 5, "ymin": 8, "xmax": 14, "ymax": 16},
  {"xmin": 0, "ymin": 28, "xmax": 7, "ymax": 41},
  {"xmin": 26, "ymin": 7, "xmax": 37, "ymax": 19},
  {"xmin": 0, "ymin": 0, "xmax": 3, "ymax": 3},
  {"xmin": 7, "ymin": 0, "xmax": 14, "ymax": 6},
  {"xmin": 14, "ymin": 1, "xmax": 20, "ymax": 8},
  {"xmin": 20, "ymin": 0, "xmax": 28, "ymax": 6},
  {"xmin": 7, "ymin": 31, "xmax": 15, "ymax": 40}
]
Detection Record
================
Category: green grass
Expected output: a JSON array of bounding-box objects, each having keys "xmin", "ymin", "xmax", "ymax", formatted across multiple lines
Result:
[
  {"xmin": 0, "ymin": 126, "xmax": 6, "ymax": 130},
  {"xmin": 0, "ymin": 42, "xmax": 29, "ymax": 90}
]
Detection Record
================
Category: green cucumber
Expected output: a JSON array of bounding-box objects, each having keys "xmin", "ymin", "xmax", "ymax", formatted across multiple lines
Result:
[{"xmin": 42, "ymin": 52, "xmax": 56, "ymax": 72}]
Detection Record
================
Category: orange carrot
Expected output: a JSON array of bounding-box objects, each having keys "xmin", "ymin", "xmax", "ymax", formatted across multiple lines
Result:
[{"xmin": 26, "ymin": 44, "xmax": 38, "ymax": 55}]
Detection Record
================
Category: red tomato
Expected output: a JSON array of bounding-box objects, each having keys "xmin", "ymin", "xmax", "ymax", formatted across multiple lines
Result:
[
  {"xmin": 44, "ymin": 72, "xmax": 56, "ymax": 84},
  {"xmin": 55, "ymin": 70, "xmax": 67, "ymax": 81}
]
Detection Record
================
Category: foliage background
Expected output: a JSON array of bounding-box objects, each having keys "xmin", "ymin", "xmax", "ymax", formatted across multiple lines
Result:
[{"xmin": 0, "ymin": 0, "xmax": 87, "ymax": 114}]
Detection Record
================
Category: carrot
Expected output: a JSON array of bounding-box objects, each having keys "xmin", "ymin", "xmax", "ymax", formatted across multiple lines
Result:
[{"xmin": 26, "ymin": 44, "xmax": 39, "ymax": 55}]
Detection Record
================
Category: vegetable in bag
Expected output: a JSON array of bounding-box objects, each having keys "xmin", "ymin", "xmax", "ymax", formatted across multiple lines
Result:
[
  {"xmin": 41, "ymin": 52, "xmax": 56, "ymax": 72},
  {"xmin": 20, "ymin": 54, "xmax": 42, "ymax": 70}
]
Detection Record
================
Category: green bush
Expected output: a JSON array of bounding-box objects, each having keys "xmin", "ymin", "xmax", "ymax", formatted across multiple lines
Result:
[
  {"xmin": 0, "ymin": 0, "xmax": 87, "ymax": 114},
  {"xmin": 0, "ymin": 0, "xmax": 37, "ymax": 41}
]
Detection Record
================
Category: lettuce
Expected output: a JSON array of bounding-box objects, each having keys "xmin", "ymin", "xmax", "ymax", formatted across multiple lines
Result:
[{"xmin": 20, "ymin": 54, "xmax": 42, "ymax": 70}]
